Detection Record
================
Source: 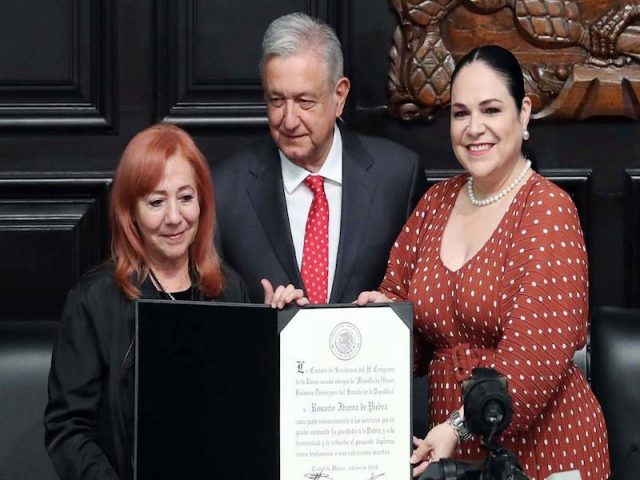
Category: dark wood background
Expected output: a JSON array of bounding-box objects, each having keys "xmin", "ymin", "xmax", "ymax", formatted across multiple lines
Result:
[{"xmin": 1, "ymin": 0, "xmax": 639, "ymax": 323}]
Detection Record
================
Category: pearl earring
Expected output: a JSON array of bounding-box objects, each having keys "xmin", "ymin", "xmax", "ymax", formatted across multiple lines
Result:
[{"xmin": 522, "ymin": 130, "xmax": 530, "ymax": 141}]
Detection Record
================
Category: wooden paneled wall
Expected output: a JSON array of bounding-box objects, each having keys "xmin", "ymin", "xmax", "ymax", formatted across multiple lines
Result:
[{"xmin": 0, "ymin": 0, "xmax": 638, "ymax": 324}]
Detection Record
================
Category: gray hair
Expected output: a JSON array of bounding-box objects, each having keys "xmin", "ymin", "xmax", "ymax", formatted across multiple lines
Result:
[{"xmin": 260, "ymin": 12, "xmax": 344, "ymax": 86}]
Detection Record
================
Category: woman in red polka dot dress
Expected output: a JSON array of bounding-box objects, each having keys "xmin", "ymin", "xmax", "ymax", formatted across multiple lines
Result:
[{"xmin": 357, "ymin": 46, "xmax": 610, "ymax": 479}]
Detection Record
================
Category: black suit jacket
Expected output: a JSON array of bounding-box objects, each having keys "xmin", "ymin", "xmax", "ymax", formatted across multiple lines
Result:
[{"xmin": 212, "ymin": 126, "xmax": 426, "ymax": 303}]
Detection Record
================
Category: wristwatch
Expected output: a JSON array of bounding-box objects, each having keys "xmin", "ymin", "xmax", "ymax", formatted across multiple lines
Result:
[{"xmin": 447, "ymin": 410, "xmax": 472, "ymax": 442}]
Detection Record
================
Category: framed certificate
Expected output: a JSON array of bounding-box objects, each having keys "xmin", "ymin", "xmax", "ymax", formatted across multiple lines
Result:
[
  {"xmin": 134, "ymin": 301, "xmax": 412, "ymax": 480},
  {"xmin": 279, "ymin": 303, "xmax": 413, "ymax": 480}
]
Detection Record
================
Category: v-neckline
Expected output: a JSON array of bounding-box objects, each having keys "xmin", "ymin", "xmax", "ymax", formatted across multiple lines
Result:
[{"xmin": 437, "ymin": 173, "xmax": 536, "ymax": 274}]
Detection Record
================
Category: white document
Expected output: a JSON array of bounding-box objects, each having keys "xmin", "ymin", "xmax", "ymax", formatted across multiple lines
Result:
[
  {"xmin": 280, "ymin": 305, "xmax": 411, "ymax": 480},
  {"xmin": 546, "ymin": 471, "xmax": 582, "ymax": 480}
]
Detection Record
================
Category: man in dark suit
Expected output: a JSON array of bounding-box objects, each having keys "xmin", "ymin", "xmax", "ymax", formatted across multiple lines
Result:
[{"xmin": 213, "ymin": 12, "xmax": 426, "ymax": 303}]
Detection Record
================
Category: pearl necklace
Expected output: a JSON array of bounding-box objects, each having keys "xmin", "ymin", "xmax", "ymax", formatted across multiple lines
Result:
[{"xmin": 466, "ymin": 159, "xmax": 532, "ymax": 207}]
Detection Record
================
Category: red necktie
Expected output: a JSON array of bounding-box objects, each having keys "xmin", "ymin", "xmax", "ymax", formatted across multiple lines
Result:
[{"xmin": 301, "ymin": 175, "xmax": 329, "ymax": 304}]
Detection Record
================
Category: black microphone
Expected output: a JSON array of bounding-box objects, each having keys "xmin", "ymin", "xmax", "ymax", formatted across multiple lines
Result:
[
  {"xmin": 462, "ymin": 368, "xmax": 512, "ymax": 441},
  {"xmin": 416, "ymin": 368, "xmax": 529, "ymax": 480},
  {"xmin": 417, "ymin": 459, "xmax": 482, "ymax": 480}
]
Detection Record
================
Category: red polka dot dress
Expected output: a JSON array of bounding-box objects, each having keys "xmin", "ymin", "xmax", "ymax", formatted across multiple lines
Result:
[{"xmin": 380, "ymin": 173, "xmax": 610, "ymax": 480}]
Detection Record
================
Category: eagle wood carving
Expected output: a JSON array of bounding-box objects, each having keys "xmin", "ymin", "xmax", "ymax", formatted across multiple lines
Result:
[{"xmin": 388, "ymin": 0, "xmax": 640, "ymax": 120}]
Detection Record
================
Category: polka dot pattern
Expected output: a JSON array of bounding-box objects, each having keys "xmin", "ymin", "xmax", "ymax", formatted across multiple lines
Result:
[
  {"xmin": 380, "ymin": 173, "xmax": 610, "ymax": 479},
  {"xmin": 301, "ymin": 175, "xmax": 329, "ymax": 304}
]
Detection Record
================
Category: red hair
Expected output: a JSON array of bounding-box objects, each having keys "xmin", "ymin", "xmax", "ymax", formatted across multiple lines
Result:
[{"xmin": 110, "ymin": 123, "xmax": 224, "ymax": 299}]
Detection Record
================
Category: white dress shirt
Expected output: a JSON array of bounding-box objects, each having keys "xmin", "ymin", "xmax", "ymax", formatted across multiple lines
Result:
[{"xmin": 279, "ymin": 126, "xmax": 343, "ymax": 299}]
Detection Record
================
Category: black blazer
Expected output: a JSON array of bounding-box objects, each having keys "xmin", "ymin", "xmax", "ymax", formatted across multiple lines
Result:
[
  {"xmin": 212, "ymin": 125, "xmax": 426, "ymax": 303},
  {"xmin": 44, "ymin": 264, "xmax": 249, "ymax": 480}
]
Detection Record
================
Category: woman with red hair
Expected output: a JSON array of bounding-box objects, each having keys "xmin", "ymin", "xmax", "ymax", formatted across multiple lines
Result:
[{"xmin": 44, "ymin": 124, "xmax": 306, "ymax": 480}]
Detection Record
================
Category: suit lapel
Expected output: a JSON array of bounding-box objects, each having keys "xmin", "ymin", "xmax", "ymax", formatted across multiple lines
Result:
[
  {"xmin": 246, "ymin": 144, "xmax": 302, "ymax": 287},
  {"xmin": 330, "ymin": 128, "xmax": 375, "ymax": 302}
]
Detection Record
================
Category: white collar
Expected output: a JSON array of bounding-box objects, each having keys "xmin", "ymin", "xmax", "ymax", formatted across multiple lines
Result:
[{"xmin": 280, "ymin": 125, "xmax": 343, "ymax": 194}]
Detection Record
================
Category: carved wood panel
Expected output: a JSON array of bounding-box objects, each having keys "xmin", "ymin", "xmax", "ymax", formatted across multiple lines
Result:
[
  {"xmin": 0, "ymin": 176, "xmax": 111, "ymax": 321},
  {"xmin": 388, "ymin": 0, "xmax": 640, "ymax": 121},
  {"xmin": 155, "ymin": 0, "xmax": 343, "ymax": 127},
  {"xmin": 0, "ymin": 0, "xmax": 115, "ymax": 129},
  {"xmin": 625, "ymin": 170, "xmax": 640, "ymax": 306}
]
